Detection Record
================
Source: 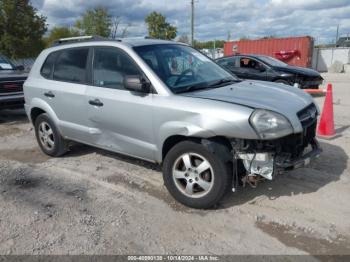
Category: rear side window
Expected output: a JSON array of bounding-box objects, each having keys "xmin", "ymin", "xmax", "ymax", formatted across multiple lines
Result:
[
  {"xmin": 40, "ymin": 52, "xmax": 57, "ymax": 79},
  {"xmin": 53, "ymin": 48, "xmax": 89, "ymax": 84},
  {"xmin": 93, "ymin": 47, "xmax": 140, "ymax": 90}
]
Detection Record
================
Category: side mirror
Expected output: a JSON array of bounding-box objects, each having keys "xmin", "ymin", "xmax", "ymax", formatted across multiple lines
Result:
[
  {"xmin": 124, "ymin": 75, "xmax": 151, "ymax": 93},
  {"xmin": 259, "ymin": 67, "xmax": 266, "ymax": 72},
  {"xmin": 16, "ymin": 65, "xmax": 25, "ymax": 71}
]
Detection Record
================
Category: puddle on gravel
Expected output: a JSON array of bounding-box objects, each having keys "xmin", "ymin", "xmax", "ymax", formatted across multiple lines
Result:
[
  {"xmin": 256, "ymin": 221, "xmax": 350, "ymax": 255},
  {"xmin": 13, "ymin": 176, "xmax": 41, "ymax": 189},
  {"xmin": 0, "ymin": 148, "xmax": 50, "ymax": 163}
]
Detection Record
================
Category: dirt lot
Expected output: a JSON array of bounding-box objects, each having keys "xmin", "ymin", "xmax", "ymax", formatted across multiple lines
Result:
[{"xmin": 0, "ymin": 73, "xmax": 349, "ymax": 255}]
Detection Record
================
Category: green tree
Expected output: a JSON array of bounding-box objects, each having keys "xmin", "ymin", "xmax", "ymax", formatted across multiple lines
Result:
[
  {"xmin": 145, "ymin": 11, "xmax": 177, "ymax": 40},
  {"xmin": 0, "ymin": 0, "xmax": 47, "ymax": 59},
  {"xmin": 75, "ymin": 7, "xmax": 111, "ymax": 37},
  {"xmin": 110, "ymin": 16, "xmax": 130, "ymax": 39},
  {"xmin": 194, "ymin": 40, "xmax": 225, "ymax": 49},
  {"xmin": 44, "ymin": 26, "xmax": 81, "ymax": 47}
]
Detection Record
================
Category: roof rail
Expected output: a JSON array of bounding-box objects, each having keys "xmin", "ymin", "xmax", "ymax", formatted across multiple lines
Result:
[
  {"xmin": 51, "ymin": 35, "xmax": 115, "ymax": 47},
  {"xmin": 50, "ymin": 35, "xmax": 164, "ymax": 47}
]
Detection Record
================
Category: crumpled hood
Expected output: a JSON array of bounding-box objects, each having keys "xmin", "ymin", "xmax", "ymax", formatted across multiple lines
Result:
[{"xmin": 182, "ymin": 80, "xmax": 315, "ymax": 133}]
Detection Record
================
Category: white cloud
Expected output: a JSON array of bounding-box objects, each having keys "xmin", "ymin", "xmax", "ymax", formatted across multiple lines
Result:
[{"xmin": 30, "ymin": 0, "xmax": 350, "ymax": 43}]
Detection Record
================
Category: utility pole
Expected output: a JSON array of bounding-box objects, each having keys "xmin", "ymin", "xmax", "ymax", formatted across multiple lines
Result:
[
  {"xmin": 191, "ymin": 0, "xmax": 195, "ymax": 46},
  {"xmin": 335, "ymin": 24, "xmax": 340, "ymax": 47},
  {"xmin": 213, "ymin": 39, "xmax": 216, "ymax": 59}
]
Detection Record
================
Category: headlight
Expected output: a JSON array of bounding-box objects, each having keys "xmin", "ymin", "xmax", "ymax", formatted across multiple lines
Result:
[{"xmin": 250, "ymin": 110, "xmax": 293, "ymax": 139}]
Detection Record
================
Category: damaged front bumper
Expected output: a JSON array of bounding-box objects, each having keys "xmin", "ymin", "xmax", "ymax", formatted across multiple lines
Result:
[
  {"xmin": 275, "ymin": 138, "xmax": 322, "ymax": 170},
  {"xmin": 235, "ymin": 138, "xmax": 322, "ymax": 181},
  {"xmin": 233, "ymin": 103, "xmax": 321, "ymax": 186}
]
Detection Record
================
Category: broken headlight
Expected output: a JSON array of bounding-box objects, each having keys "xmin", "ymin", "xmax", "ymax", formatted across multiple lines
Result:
[{"xmin": 250, "ymin": 110, "xmax": 293, "ymax": 139}]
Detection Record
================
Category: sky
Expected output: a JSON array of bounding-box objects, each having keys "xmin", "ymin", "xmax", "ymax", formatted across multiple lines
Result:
[{"xmin": 30, "ymin": 0, "xmax": 350, "ymax": 44}]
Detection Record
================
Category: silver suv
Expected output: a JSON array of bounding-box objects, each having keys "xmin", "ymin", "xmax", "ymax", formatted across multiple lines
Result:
[{"xmin": 24, "ymin": 36, "xmax": 321, "ymax": 209}]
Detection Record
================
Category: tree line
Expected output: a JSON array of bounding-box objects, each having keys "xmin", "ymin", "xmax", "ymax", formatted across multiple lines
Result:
[{"xmin": 0, "ymin": 0, "xmax": 225, "ymax": 59}]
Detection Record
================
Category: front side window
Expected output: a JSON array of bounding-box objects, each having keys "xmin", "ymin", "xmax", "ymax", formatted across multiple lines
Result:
[
  {"xmin": 53, "ymin": 48, "xmax": 89, "ymax": 84},
  {"xmin": 134, "ymin": 44, "xmax": 238, "ymax": 93},
  {"xmin": 239, "ymin": 57, "xmax": 265, "ymax": 71},
  {"xmin": 93, "ymin": 47, "xmax": 140, "ymax": 90}
]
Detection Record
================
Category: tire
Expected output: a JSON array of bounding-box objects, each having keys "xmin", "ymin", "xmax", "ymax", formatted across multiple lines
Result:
[
  {"xmin": 34, "ymin": 113, "xmax": 68, "ymax": 157},
  {"xmin": 163, "ymin": 140, "xmax": 232, "ymax": 209},
  {"xmin": 274, "ymin": 79, "xmax": 291, "ymax": 86}
]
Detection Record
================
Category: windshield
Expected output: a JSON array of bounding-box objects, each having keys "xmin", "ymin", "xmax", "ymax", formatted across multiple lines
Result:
[
  {"xmin": 257, "ymin": 56, "xmax": 287, "ymax": 67},
  {"xmin": 133, "ymin": 44, "xmax": 238, "ymax": 93},
  {"xmin": 0, "ymin": 55, "xmax": 14, "ymax": 70}
]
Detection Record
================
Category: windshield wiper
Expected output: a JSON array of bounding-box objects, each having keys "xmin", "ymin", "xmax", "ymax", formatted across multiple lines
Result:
[
  {"xmin": 208, "ymin": 78, "xmax": 241, "ymax": 87},
  {"xmin": 175, "ymin": 83, "xmax": 210, "ymax": 94},
  {"xmin": 175, "ymin": 78, "xmax": 240, "ymax": 94}
]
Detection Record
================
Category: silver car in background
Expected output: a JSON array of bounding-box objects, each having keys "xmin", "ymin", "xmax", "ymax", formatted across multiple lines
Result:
[{"xmin": 24, "ymin": 36, "xmax": 321, "ymax": 209}]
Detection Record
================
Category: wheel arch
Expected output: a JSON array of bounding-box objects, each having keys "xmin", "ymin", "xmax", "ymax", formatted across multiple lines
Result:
[
  {"xmin": 161, "ymin": 135, "xmax": 233, "ymax": 164},
  {"xmin": 28, "ymin": 98, "xmax": 60, "ymax": 127},
  {"xmin": 273, "ymin": 77, "xmax": 293, "ymax": 85},
  {"xmin": 30, "ymin": 107, "xmax": 46, "ymax": 124}
]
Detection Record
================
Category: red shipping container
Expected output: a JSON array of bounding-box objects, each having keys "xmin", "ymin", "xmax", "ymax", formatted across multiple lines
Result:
[{"xmin": 224, "ymin": 36, "xmax": 314, "ymax": 68}]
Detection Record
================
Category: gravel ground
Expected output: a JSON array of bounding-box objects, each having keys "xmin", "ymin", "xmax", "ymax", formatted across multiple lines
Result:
[{"xmin": 0, "ymin": 73, "xmax": 349, "ymax": 255}]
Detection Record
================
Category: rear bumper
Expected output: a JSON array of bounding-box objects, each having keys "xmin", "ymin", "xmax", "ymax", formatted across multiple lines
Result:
[{"xmin": 0, "ymin": 94, "xmax": 25, "ymax": 109}]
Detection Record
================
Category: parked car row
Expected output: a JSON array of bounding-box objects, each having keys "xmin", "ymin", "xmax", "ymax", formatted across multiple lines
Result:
[{"xmin": 23, "ymin": 36, "xmax": 321, "ymax": 208}]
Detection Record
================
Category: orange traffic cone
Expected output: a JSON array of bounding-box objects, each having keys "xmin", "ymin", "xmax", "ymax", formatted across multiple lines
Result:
[{"xmin": 317, "ymin": 83, "xmax": 336, "ymax": 138}]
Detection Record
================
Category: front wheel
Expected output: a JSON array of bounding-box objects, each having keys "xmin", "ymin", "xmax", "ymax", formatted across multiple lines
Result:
[{"xmin": 163, "ymin": 141, "xmax": 231, "ymax": 209}]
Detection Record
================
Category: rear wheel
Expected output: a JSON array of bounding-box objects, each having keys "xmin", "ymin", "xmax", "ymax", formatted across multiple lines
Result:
[
  {"xmin": 34, "ymin": 113, "xmax": 68, "ymax": 157},
  {"xmin": 163, "ymin": 141, "xmax": 231, "ymax": 209}
]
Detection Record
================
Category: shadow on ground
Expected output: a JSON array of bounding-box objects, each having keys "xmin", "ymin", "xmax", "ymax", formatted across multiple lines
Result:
[
  {"xmin": 0, "ymin": 108, "xmax": 28, "ymax": 124},
  {"xmin": 219, "ymin": 141, "xmax": 348, "ymax": 208},
  {"xmin": 64, "ymin": 143, "xmax": 161, "ymax": 171},
  {"xmin": 62, "ymin": 140, "xmax": 348, "ymax": 210}
]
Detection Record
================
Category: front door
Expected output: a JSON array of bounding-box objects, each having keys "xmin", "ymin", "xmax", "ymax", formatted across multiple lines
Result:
[
  {"xmin": 86, "ymin": 47, "xmax": 156, "ymax": 161},
  {"xmin": 238, "ymin": 57, "xmax": 267, "ymax": 81}
]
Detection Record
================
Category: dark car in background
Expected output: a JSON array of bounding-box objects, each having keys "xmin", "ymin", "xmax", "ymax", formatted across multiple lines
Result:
[
  {"xmin": 0, "ymin": 54, "xmax": 27, "ymax": 109},
  {"xmin": 216, "ymin": 54, "xmax": 323, "ymax": 89}
]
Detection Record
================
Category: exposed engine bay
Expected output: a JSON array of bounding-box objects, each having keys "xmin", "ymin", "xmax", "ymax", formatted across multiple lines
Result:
[{"xmin": 231, "ymin": 120, "xmax": 321, "ymax": 189}]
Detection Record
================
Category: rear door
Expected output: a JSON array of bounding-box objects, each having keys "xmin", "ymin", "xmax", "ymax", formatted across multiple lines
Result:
[
  {"xmin": 85, "ymin": 46, "xmax": 155, "ymax": 161},
  {"xmin": 41, "ymin": 47, "xmax": 91, "ymax": 141}
]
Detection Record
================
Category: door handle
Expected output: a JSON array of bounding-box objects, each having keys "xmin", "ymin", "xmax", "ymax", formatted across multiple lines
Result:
[
  {"xmin": 44, "ymin": 91, "xmax": 55, "ymax": 98},
  {"xmin": 89, "ymin": 99, "xmax": 104, "ymax": 107}
]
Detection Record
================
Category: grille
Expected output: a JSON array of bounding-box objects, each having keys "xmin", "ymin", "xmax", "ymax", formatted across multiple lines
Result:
[
  {"xmin": 297, "ymin": 103, "xmax": 317, "ymax": 128},
  {"xmin": 0, "ymin": 80, "xmax": 24, "ymax": 94}
]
